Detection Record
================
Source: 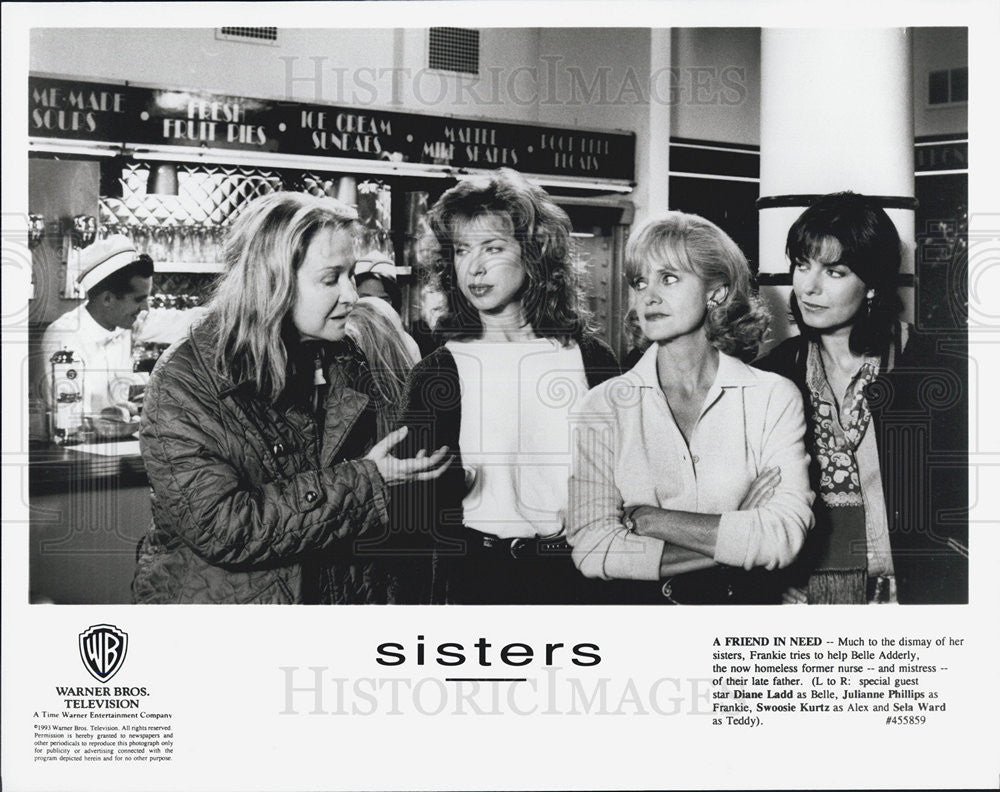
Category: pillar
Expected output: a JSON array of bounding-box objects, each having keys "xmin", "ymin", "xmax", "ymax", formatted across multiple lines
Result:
[
  {"xmin": 635, "ymin": 28, "xmax": 672, "ymax": 228},
  {"xmin": 758, "ymin": 28, "xmax": 915, "ymax": 345}
]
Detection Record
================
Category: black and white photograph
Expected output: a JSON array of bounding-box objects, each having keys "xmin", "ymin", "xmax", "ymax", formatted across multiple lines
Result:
[{"xmin": 2, "ymin": 1, "xmax": 998, "ymax": 790}]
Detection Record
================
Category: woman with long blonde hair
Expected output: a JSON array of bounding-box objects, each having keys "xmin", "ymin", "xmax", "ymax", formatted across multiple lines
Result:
[{"xmin": 133, "ymin": 191, "xmax": 449, "ymax": 604}]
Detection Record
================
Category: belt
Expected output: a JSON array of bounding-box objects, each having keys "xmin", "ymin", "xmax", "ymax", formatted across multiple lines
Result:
[
  {"xmin": 475, "ymin": 531, "xmax": 571, "ymax": 560},
  {"xmin": 658, "ymin": 567, "xmax": 785, "ymax": 605},
  {"xmin": 866, "ymin": 575, "xmax": 897, "ymax": 604},
  {"xmin": 660, "ymin": 570, "xmax": 736, "ymax": 605}
]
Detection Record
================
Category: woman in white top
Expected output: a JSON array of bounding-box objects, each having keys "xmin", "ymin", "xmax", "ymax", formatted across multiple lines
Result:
[
  {"xmin": 393, "ymin": 169, "xmax": 620, "ymax": 604},
  {"xmin": 567, "ymin": 212, "xmax": 814, "ymax": 604}
]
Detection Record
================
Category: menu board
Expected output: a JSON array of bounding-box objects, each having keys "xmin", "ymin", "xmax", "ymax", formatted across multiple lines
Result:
[
  {"xmin": 29, "ymin": 75, "xmax": 635, "ymax": 181},
  {"xmin": 29, "ymin": 77, "xmax": 130, "ymax": 141}
]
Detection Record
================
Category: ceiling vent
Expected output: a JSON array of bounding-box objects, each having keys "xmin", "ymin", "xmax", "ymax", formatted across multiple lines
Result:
[
  {"xmin": 428, "ymin": 27, "xmax": 480, "ymax": 75},
  {"xmin": 216, "ymin": 27, "xmax": 279, "ymax": 46}
]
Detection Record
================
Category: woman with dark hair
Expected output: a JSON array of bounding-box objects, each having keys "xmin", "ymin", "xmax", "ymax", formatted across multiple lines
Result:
[
  {"xmin": 567, "ymin": 211, "xmax": 814, "ymax": 604},
  {"xmin": 354, "ymin": 250, "xmax": 404, "ymax": 313},
  {"xmin": 621, "ymin": 308, "xmax": 651, "ymax": 371},
  {"xmin": 393, "ymin": 168, "xmax": 620, "ymax": 604},
  {"xmin": 133, "ymin": 192, "xmax": 450, "ymax": 604},
  {"xmin": 755, "ymin": 191, "xmax": 968, "ymax": 604}
]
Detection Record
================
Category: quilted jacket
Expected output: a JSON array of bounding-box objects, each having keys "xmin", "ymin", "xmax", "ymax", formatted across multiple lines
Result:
[{"xmin": 132, "ymin": 317, "xmax": 408, "ymax": 604}]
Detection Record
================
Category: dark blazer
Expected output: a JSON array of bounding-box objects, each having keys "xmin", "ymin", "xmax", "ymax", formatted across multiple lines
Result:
[
  {"xmin": 755, "ymin": 330, "xmax": 968, "ymax": 604},
  {"xmin": 389, "ymin": 334, "xmax": 621, "ymax": 603}
]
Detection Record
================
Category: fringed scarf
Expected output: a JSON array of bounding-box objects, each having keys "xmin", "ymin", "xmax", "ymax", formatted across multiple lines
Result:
[{"xmin": 802, "ymin": 342, "xmax": 881, "ymax": 604}]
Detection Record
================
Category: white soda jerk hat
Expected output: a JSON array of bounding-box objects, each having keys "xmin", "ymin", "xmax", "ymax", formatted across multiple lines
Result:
[
  {"xmin": 354, "ymin": 250, "xmax": 397, "ymax": 281},
  {"xmin": 77, "ymin": 234, "xmax": 143, "ymax": 293}
]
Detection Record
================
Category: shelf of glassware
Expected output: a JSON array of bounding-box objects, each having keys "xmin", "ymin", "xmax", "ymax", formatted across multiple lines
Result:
[
  {"xmin": 153, "ymin": 261, "xmax": 225, "ymax": 274},
  {"xmin": 151, "ymin": 263, "xmax": 410, "ymax": 275},
  {"xmin": 153, "ymin": 261, "xmax": 413, "ymax": 275}
]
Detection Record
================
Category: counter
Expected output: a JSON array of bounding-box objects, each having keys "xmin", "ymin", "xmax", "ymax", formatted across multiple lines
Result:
[
  {"xmin": 29, "ymin": 440, "xmax": 151, "ymax": 605},
  {"xmin": 29, "ymin": 439, "xmax": 147, "ymax": 491}
]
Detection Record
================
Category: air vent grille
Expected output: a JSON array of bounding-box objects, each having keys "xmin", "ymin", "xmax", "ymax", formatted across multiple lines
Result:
[
  {"xmin": 428, "ymin": 27, "xmax": 480, "ymax": 75},
  {"xmin": 216, "ymin": 27, "xmax": 279, "ymax": 45},
  {"xmin": 928, "ymin": 67, "xmax": 967, "ymax": 105}
]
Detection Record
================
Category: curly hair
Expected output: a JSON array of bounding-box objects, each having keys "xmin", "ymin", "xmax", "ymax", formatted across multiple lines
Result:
[
  {"xmin": 786, "ymin": 191, "xmax": 904, "ymax": 356},
  {"xmin": 624, "ymin": 211, "xmax": 769, "ymax": 361},
  {"xmin": 207, "ymin": 191, "xmax": 360, "ymax": 402},
  {"xmin": 421, "ymin": 168, "xmax": 590, "ymax": 342}
]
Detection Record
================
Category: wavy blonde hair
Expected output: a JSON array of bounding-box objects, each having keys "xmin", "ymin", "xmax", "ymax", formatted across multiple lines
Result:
[
  {"xmin": 625, "ymin": 211, "xmax": 769, "ymax": 361},
  {"xmin": 346, "ymin": 299, "xmax": 418, "ymax": 406},
  {"xmin": 208, "ymin": 192, "xmax": 359, "ymax": 401}
]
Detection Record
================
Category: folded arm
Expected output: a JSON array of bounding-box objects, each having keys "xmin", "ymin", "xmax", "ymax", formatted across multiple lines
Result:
[
  {"xmin": 628, "ymin": 466, "xmax": 783, "ymax": 574},
  {"xmin": 567, "ymin": 417, "xmax": 669, "ymax": 580},
  {"xmin": 713, "ymin": 378, "xmax": 814, "ymax": 570}
]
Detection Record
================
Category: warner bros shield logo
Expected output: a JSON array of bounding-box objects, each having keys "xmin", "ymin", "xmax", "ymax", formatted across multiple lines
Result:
[{"xmin": 79, "ymin": 624, "xmax": 128, "ymax": 683}]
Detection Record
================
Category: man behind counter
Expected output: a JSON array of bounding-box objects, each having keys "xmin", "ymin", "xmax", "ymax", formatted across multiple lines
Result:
[{"xmin": 41, "ymin": 234, "xmax": 152, "ymax": 438}]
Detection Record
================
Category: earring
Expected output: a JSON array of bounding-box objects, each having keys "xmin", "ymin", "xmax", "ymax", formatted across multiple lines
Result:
[
  {"xmin": 866, "ymin": 294, "xmax": 874, "ymax": 313},
  {"xmin": 707, "ymin": 297, "xmax": 720, "ymax": 310}
]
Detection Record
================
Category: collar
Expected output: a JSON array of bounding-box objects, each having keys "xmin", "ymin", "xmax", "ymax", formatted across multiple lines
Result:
[
  {"xmin": 187, "ymin": 317, "xmax": 246, "ymax": 398},
  {"xmin": 81, "ymin": 303, "xmax": 128, "ymax": 345},
  {"xmin": 212, "ymin": 333, "xmax": 363, "ymax": 402},
  {"xmin": 804, "ymin": 340, "xmax": 880, "ymax": 398},
  {"xmin": 628, "ymin": 343, "xmax": 760, "ymax": 390}
]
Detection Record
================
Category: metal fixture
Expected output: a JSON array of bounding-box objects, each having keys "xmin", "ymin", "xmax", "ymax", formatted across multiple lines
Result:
[
  {"xmin": 146, "ymin": 163, "xmax": 179, "ymax": 196},
  {"xmin": 28, "ymin": 214, "xmax": 46, "ymax": 249},
  {"xmin": 71, "ymin": 215, "xmax": 97, "ymax": 248}
]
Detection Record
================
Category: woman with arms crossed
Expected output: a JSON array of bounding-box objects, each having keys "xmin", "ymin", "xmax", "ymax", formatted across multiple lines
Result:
[
  {"xmin": 133, "ymin": 192, "xmax": 449, "ymax": 604},
  {"xmin": 568, "ymin": 212, "xmax": 814, "ymax": 604}
]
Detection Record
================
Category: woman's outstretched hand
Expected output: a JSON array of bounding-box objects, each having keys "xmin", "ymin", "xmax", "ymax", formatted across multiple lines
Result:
[
  {"xmin": 739, "ymin": 466, "xmax": 781, "ymax": 510},
  {"xmin": 366, "ymin": 426, "xmax": 452, "ymax": 485}
]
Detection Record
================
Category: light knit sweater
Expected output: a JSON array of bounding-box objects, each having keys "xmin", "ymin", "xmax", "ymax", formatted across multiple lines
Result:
[{"xmin": 567, "ymin": 344, "xmax": 815, "ymax": 580}]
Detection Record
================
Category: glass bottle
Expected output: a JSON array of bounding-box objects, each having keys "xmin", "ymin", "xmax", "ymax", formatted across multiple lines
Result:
[{"xmin": 50, "ymin": 347, "xmax": 85, "ymax": 445}]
